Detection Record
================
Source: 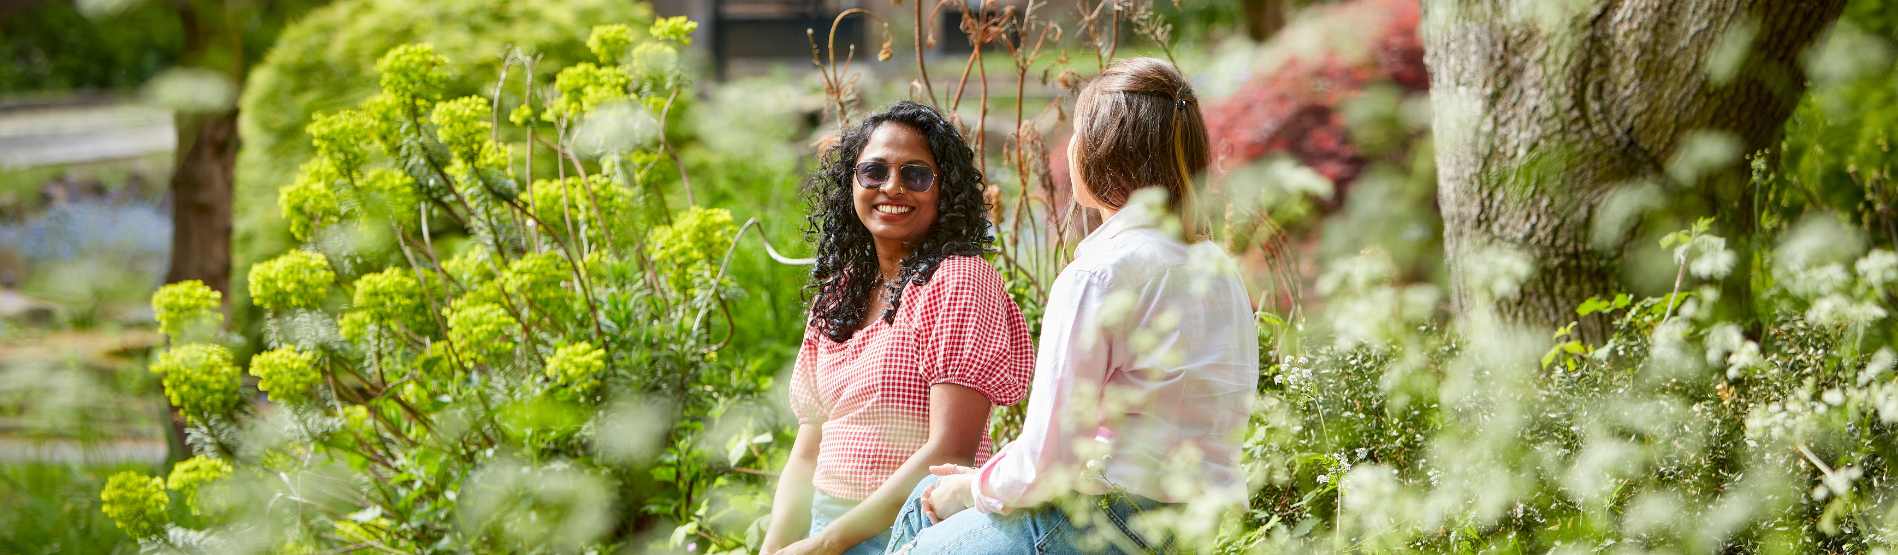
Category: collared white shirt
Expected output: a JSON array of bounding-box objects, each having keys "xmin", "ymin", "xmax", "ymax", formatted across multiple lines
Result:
[{"xmin": 973, "ymin": 201, "xmax": 1259, "ymax": 512}]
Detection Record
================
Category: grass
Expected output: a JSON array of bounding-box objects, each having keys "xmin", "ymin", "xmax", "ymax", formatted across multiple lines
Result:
[{"xmin": 0, "ymin": 462, "xmax": 153, "ymax": 554}]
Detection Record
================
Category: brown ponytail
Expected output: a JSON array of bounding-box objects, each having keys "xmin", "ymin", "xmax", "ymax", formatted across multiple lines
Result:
[{"xmin": 1072, "ymin": 57, "xmax": 1210, "ymax": 239}]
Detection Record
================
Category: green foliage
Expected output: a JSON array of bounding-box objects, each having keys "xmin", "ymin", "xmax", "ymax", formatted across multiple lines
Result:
[
  {"xmin": 149, "ymin": 343, "xmax": 242, "ymax": 423},
  {"xmin": 165, "ymin": 456, "xmax": 233, "ymax": 516},
  {"xmin": 151, "ymin": 280, "xmax": 223, "ymax": 341},
  {"xmin": 0, "ymin": 6, "xmax": 168, "ymax": 91},
  {"xmin": 648, "ymin": 206, "xmax": 739, "ymax": 300},
  {"xmin": 649, "ymin": 16, "xmax": 699, "ymax": 46},
  {"xmin": 1218, "ymin": 215, "xmax": 1898, "ymax": 552},
  {"xmin": 429, "ymin": 96, "xmax": 495, "ymax": 162},
  {"xmin": 113, "ymin": 20, "xmax": 799, "ymax": 550},
  {"xmin": 234, "ymin": 0, "xmax": 656, "ymax": 342},
  {"xmin": 1772, "ymin": 2, "xmax": 1898, "ymax": 245},
  {"xmin": 246, "ymin": 250, "xmax": 336, "ymax": 311},
  {"xmin": 279, "ymin": 159, "xmax": 345, "ymax": 242},
  {"xmin": 586, "ymin": 24, "xmax": 637, "ymax": 65},
  {"xmin": 2, "ymin": 463, "xmax": 159, "ymax": 553},
  {"xmin": 446, "ymin": 300, "xmax": 518, "ymax": 365},
  {"xmin": 375, "ymin": 43, "xmax": 451, "ymax": 106},
  {"xmin": 545, "ymin": 341, "xmax": 606, "ymax": 403},
  {"xmin": 98, "ymin": 471, "xmax": 167, "ymax": 539},
  {"xmin": 527, "ymin": 175, "xmax": 635, "ymax": 246},
  {"xmin": 349, "ymin": 268, "xmax": 429, "ymax": 330},
  {"xmin": 503, "ymin": 252, "xmax": 579, "ymax": 319},
  {"xmin": 307, "ymin": 109, "xmax": 380, "ymax": 172},
  {"xmin": 248, "ymin": 346, "xmax": 321, "ymax": 404},
  {"xmin": 545, "ymin": 63, "xmax": 633, "ymax": 121}
]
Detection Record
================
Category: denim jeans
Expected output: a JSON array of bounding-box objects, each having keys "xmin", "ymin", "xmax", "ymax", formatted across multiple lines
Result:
[
  {"xmin": 811, "ymin": 491, "xmax": 893, "ymax": 555},
  {"xmin": 884, "ymin": 476, "xmax": 1170, "ymax": 554}
]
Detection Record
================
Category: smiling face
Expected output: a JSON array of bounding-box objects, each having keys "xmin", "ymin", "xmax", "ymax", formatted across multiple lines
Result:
[{"xmin": 853, "ymin": 122, "xmax": 942, "ymax": 254}]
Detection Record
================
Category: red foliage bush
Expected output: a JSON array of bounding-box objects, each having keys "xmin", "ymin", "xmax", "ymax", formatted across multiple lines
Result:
[{"xmin": 1202, "ymin": 0, "xmax": 1426, "ymax": 188}]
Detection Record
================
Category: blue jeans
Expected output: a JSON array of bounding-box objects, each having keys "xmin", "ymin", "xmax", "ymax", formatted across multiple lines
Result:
[
  {"xmin": 884, "ymin": 476, "xmax": 1170, "ymax": 554},
  {"xmin": 811, "ymin": 491, "xmax": 893, "ymax": 555}
]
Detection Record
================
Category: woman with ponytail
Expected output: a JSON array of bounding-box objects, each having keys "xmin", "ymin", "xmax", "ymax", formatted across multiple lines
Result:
[{"xmin": 883, "ymin": 58, "xmax": 1259, "ymax": 554}]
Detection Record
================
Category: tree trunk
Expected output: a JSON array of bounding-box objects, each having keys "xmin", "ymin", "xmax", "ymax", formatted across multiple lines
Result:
[
  {"xmin": 161, "ymin": 109, "xmax": 238, "ymax": 460},
  {"xmin": 1421, "ymin": 0, "xmax": 1843, "ymax": 340}
]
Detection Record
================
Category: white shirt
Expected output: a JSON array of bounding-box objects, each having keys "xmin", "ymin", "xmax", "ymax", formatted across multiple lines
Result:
[{"xmin": 973, "ymin": 203, "xmax": 1259, "ymax": 512}]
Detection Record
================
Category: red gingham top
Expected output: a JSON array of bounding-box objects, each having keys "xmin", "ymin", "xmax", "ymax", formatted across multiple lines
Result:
[{"xmin": 790, "ymin": 255, "xmax": 1035, "ymax": 500}]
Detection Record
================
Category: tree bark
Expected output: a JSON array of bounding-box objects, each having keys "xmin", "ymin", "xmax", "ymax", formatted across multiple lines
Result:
[
  {"xmin": 161, "ymin": 109, "xmax": 237, "ymax": 460},
  {"xmin": 1421, "ymin": 0, "xmax": 1843, "ymax": 339}
]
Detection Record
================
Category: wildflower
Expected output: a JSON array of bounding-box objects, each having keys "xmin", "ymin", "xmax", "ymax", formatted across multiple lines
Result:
[
  {"xmin": 1775, "ymin": 215, "xmax": 1865, "ymax": 275},
  {"xmin": 375, "ymin": 43, "xmax": 449, "ymax": 105},
  {"xmin": 150, "ymin": 343, "xmax": 242, "ymax": 421},
  {"xmin": 341, "ymin": 404, "xmax": 374, "ymax": 437},
  {"xmin": 151, "ymin": 280, "xmax": 222, "ymax": 341},
  {"xmin": 338, "ymin": 311, "xmax": 374, "ymax": 344},
  {"xmin": 647, "ymin": 206, "xmax": 737, "ymax": 298},
  {"xmin": 280, "ymin": 158, "xmax": 344, "ymax": 242},
  {"xmin": 1805, "ymin": 294, "xmax": 1887, "ymax": 328},
  {"xmin": 447, "ymin": 301, "xmax": 517, "ymax": 364},
  {"xmin": 587, "ymin": 24, "xmax": 636, "ymax": 64},
  {"xmin": 571, "ymin": 102, "xmax": 660, "ymax": 158},
  {"xmin": 1857, "ymin": 249, "xmax": 1897, "ymax": 287},
  {"xmin": 1704, "ymin": 323, "xmax": 1745, "ymax": 367},
  {"xmin": 306, "ymin": 109, "xmax": 377, "ymax": 172},
  {"xmin": 630, "ymin": 42, "xmax": 680, "ymax": 81},
  {"xmin": 100, "ymin": 471, "xmax": 168, "ymax": 539},
  {"xmin": 503, "ymin": 252, "xmax": 577, "ymax": 320},
  {"xmin": 546, "ymin": 63, "xmax": 632, "ymax": 121},
  {"xmin": 651, "ymin": 16, "xmax": 699, "ymax": 45},
  {"xmin": 508, "ymin": 103, "xmax": 536, "ymax": 127},
  {"xmin": 1861, "ymin": 348, "xmax": 1895, "ymax": 386},
  {"xmin": 355, "ymin": 168, "xmax": 421, "ymax": 229},
  {"xmin": 1725, "ymin": 341, "xmax": 1763, "ymax": 379},
  {"xmin": 249, "ymin": 250, "xmax": 336, "ymax": 311},
  {"xmin": 528, "ymin": 175, "xmax": 634, "ymax": 244},
  {"xmin": 1683, "ymin": 234, "xmax": 1737, "ymax": 279},
  {"xmin": 431, "ymin": 96, "xmax": 495, "ymax": 163},
  {"xmin": 249, "ymin": 345, "xmax": 322, "ymax": 405},
  {"xmin": 1785, "ymin": 263, "xmax": 1850, "ymax": 298},
  {"xmin": 352, "ymin": 268, "xmax": 427, "ymax": 329},
  {"xmin": 1461, "ymin": 243, "xmax": 1534, "ymax": 301},
  {"xmin": 546, "ymin": 342, "xmax": 606, "ymax": 403},
  {"xmin": 166, "ymin": 455, "xmax": 233, "ymax": 515}
]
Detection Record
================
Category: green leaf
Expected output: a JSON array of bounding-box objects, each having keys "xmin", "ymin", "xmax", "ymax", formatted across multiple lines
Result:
[
  {"xmin": 1577, "ymin": 296, "xmax": 1611, "ymax": 316},
  {"xmin": 726, "ymin": 433, "xmax": 749, "ymax": 466}
]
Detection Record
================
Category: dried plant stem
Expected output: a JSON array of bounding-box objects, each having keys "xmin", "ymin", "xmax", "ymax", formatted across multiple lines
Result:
[
  {"xmin": 657, "ymin": 88, "xmax": 695, "ymax": 206},
  {"xmin": 914, "ymin": 0, "xmax": 939, "ymax": 106}
]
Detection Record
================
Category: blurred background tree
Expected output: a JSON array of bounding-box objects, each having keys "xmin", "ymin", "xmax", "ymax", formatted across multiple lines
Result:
[{"xmin": 1423, "ymin": 1, "xmax": 1847, "ymax": 340}]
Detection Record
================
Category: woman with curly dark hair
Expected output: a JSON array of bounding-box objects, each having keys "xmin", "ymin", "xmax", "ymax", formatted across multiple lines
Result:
[{"xmin": 761, "ymin": 101, "xmax": 1035, "ymax": 555}]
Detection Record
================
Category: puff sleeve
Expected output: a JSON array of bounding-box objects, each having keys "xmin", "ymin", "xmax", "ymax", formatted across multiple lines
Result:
[
  {"xmin": 787, "ymin": 324, "xmax": 826, "ymax": 425},
  {"xmin": 911, "ymin": 256, "xmax": 1035, "ymax": 406}
]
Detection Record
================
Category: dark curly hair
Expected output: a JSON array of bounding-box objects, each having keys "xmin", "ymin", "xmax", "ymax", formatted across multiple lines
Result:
[{"xmin": 803, "ymin": 101, "xmax": 993, "ymax": 343}]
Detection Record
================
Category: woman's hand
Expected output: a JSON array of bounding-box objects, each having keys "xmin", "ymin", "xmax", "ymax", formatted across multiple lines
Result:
[
  {"xmin": 924, "ymin": 464, "xmax": 979, "ymax": 521},
  {"xmin": 774, "ymin": 534, "xmax": 842, "ymax": 555}
]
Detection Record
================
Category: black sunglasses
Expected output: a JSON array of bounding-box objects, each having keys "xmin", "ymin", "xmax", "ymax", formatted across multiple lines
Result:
[{"xmin": 854, "ymin": 161, "xmax": 937, "ymax": 193}]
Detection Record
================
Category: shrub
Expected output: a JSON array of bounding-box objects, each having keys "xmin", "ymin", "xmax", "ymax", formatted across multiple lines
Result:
[
  {"xmin": 1216, "ymin": 217, "xmax": 1898, "ymax": 552},
  {"xmin": 116, "ymin": 18, "xmax": 782, "ymax": 553},
  {"xmin": 233, "ymin": 0, "xmax": 656, "ymax": 343}
]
